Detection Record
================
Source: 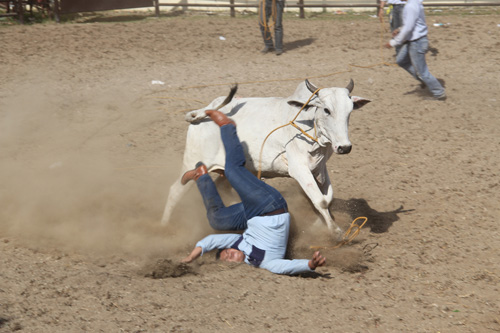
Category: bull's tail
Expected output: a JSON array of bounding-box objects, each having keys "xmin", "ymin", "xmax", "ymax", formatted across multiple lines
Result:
[
  {"xmin": 214, "ymin": 84, "xmax": 238, "ymax": 110},
  {"xmin": 185, "ymin": 84, "xmax": 238, "ymax": 123}
]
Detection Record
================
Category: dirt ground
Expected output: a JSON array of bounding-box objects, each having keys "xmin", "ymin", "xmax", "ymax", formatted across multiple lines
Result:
[{"xmin": 1, "ymin": 7, "xmax": 500, "ymax": 332}]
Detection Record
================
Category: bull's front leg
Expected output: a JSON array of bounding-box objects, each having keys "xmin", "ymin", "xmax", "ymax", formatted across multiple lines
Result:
[
  {"xmin": 287, "ymin": 159, "xmax": 342, "ymax": 237},
  {"xmin": 313, "ymin": 161, "xmax": 334, "ymax": 207}
]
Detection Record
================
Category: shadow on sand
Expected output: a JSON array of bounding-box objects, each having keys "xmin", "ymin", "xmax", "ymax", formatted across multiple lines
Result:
[
  {"xmin": 284, "ymin": 38, "xmax": 315, "ymax": 52},
  {"xmin": 332, "ymin": 197, "xmax": 414, "ymax": 234}
]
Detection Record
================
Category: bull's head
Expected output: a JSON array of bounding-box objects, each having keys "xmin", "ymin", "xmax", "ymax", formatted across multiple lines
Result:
[{"xmin": 289, "ymin": 79, "xmax": 370, "ymax": 154}]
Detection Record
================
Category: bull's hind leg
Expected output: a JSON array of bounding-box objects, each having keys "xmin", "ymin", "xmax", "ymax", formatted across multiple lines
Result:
[{"xmin": 161, "ymin": 179, "xmax": 193, "ymax": 226}]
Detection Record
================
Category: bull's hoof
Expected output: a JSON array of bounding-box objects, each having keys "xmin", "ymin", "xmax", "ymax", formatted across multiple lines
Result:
[{"xmin": 333, "ymin": 227, "xmax": 344, "ymax": 242}]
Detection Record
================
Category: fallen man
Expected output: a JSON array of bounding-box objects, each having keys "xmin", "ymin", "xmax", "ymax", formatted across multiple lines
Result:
[{"xmin": 180, "ymin": 109, "xmax": 326, "ymax": 275}]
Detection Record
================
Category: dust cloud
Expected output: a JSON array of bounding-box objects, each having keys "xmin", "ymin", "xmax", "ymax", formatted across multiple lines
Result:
[
  {"xmin": 0, "ymin": 80, "xmax": 364, "ymax": 267},
  {"xmin": 0, "ymin": 82, "xmax": 210, "ymax": 261}
]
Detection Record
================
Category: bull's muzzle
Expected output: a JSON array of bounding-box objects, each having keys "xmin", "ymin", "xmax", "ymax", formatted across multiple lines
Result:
[{"xmin": 337, "ymin": 145, "xmax": 352, "ymax": 154}]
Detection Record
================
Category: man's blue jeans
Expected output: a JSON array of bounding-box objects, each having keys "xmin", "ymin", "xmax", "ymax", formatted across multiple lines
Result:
[
  {"xmin": 390, "ymin": 4, "xmax": 404, "ymax": 32},
  {"xmin": 259, "ymin": 0, "xmax": 284, "ymax": 51},
  {"xmin": 196, "ymin": 124, "xmax": 288, "ymax": 231},
  {"xmin": 396, "ymin": 36, "xmax": 445, "ymax": 98}
]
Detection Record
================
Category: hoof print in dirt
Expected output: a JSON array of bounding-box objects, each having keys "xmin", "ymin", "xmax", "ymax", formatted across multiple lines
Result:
[{"xmin": 144, "ymin": 259, "xmax": 198, "ymax": 279}]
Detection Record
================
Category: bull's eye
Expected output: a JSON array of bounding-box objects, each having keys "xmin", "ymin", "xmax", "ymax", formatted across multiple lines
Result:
[{"xmin": 324, "ymin": 108, "xmax": 331, "ymax": 115}]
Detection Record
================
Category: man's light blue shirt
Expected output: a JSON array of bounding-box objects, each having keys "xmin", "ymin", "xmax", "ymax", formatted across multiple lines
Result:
[
  {"xmin": 390, "ymin": 0, "xmax": 428, "ymax": 47},
  {"xmin": 196, "ymin": 213, "xmax": 313, "ymax": 275},
  {"xmin": 385, "ymin": 0, "xmax": 406, "ymax": 5}
]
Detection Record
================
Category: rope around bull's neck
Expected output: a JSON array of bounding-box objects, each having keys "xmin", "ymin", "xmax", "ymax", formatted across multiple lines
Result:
[
  {"xmin": 257, "ymin": 87, "xmax": 320, "ymax": 179},
  {"xmin": 255, "ymin": 89, "xmax": 369, "ymax": 250}
]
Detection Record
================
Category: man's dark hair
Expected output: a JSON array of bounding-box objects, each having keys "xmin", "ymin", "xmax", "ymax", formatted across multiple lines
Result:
[{"xmin": 215, "ymin": 249, "xmax": 223, "ymax": 260}]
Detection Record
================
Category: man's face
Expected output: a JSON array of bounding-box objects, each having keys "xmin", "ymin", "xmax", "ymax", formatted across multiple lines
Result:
[{"xmin": 220, "ymin": 248, "xmax": 245, "ymax": 263}]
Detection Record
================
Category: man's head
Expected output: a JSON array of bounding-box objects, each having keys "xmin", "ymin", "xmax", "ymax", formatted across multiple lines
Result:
[{"xmin": 217, "ymin": 248, "xmax": 245, "ymax": 263}]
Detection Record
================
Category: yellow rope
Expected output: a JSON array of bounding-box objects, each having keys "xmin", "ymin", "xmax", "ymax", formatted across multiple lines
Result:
[
  {"xmin": 310, "ymin": 217, "xmax": 368, "ymax": 250},
  {"xmin": 132, "ymin": 16, "xmax": 391, "ymax": 250},
  {"xmin": 180, "ymin": 18, "xmax": 397, "ymax": 91},
  {"xmin": 257, "ymin": 87, "xmax": 320, "ymax": 179},
  {"xmin": 259, "ymin": 0, "xmax": 277, "ymax": 42},
  {"xmin": 148, "ymin": 19, "xmax": 395, "ymax": 106},
  {"xmin": 114, "ymin": 165, "xmax": 169, "ymax": 171},
  {"xmin": 153, "ymin": 96, "xmax": 206, "ymax": 104},
  {"xmin": 255, "ymin": 89, "xmax": 369, "ymax": 251}
]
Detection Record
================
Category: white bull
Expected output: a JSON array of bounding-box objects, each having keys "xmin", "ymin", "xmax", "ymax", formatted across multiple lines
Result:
[{"xmin": 161, "ymin": 79, "xmax": 370, "ymax": 235}]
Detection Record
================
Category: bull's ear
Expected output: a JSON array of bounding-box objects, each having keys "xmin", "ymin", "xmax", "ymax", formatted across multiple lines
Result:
[
  {"xmin": 352, "ymin": 96, "xmax": 371, "ymax": 110},
  {"xmin": 286, "ymin": 81, "xmax": 321, "ymax": 108}
]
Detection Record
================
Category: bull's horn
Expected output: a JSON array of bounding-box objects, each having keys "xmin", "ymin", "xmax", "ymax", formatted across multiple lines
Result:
[
  {"xmin": 346, "ymin": 79, "xmax": 354, "ymax": 94},
  {"xmin": 214, "ymin": 84, "xmax": 238, "ymax": 111},
  {"xmin": 305, "ymin": 79, "xmax": 319, "ymax": 94}
]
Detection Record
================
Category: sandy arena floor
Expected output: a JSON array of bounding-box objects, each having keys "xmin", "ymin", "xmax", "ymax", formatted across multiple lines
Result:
[{"xmin": 1, "ymin": 8, "xmax": 499, "ymax": 332}]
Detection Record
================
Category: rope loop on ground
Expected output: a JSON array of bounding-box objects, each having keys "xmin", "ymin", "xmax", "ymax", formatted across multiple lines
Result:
[{"xmin": 310, "ymin": 216, "xmax": 368, "ymax": 250}]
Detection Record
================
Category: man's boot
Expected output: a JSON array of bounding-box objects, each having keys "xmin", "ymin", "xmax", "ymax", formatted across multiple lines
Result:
[
  {"xmin": 261, "ymin": 45, "xmax": 274, "ymax": 54},
  {"xmin": 181, "ymin": 162, "xmax": 208, "ymax": 185},
  {"xmin": 205, "ymin": 109, "xmax": 236, "ymax": 127}
]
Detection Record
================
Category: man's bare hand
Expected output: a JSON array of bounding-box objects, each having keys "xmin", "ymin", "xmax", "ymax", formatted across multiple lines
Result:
[
  {"xmin": 180, "ymin": 246, "xmax": 202, "ymax": 264},
  {"xmin": 384, "ymin": 42, "xmax": 393, "ymax": 49},
  {"xmin": 181, "ymin": 256, "xmax": 193, "ymax": 263},
  {"xmin": 308, "ymin": 251, "xmax": 326, "ymax": 270}
]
